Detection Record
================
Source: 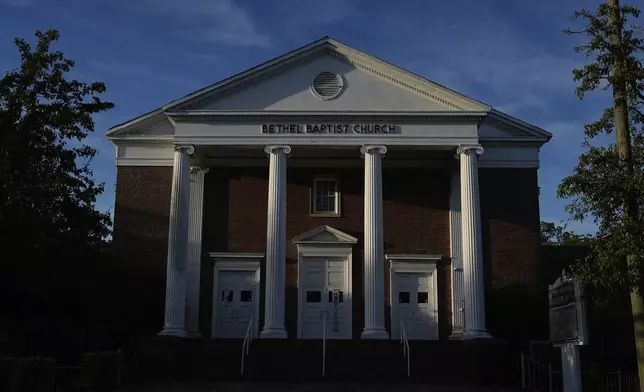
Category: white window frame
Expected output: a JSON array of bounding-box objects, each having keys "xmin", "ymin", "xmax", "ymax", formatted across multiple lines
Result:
[{"xmin": 311, "ymin": 177, "xmax": 341, "ymax": 217}]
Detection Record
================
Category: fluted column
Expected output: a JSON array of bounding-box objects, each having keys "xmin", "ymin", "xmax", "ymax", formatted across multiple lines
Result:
[
  {"xmin": 260, "ymin": 145, "xmax": 291, "ymax": 339},
  {"xmin": 185, "ymin": 166, "xmax": 208, "ymax": 338},
  {"xmin": 457, "ymin": 145, "xmax": 491, "ymax": 339},
  {"xmin": 159, "ymin": 145, "xmax": 194, "ymax": 338},
  {"xmin": 449, "ymin": 169, "xmax": 465, "ymax": 339},
  {"xmin": 360, "ymin": 145, "xmax": 389, "ymax": 340}
]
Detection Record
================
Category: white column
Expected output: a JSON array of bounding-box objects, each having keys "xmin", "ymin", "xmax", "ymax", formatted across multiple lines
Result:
[
  {"xmin": 457, "ymin": 144, "xmax": 491, "ymax": 339},
  {"xmin": 561, "ymin": 343, "xmax": 582, "ymax": 392},
  {"xmin": 360, "ymin": 145, "xmax": 389, "ymax": 340},
  {"xmin": 449, "ymin": 169, "xmax": 465, "ymax": 339},
  {"xmin": 185, "ymin": 166, "xmax": 208, "ymax": 338},
  {"xmin": 159, "ymin": 145, "xmax": 194, "ymax": 338},
  {"xmin": 260, "ymin": 145, "xmax": 290, "ymax": 339}
]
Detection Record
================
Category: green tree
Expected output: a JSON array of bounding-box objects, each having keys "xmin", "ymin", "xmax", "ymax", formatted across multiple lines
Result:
[
  {"xmin": 540, "ymin": 221, "xmax": 594, "ymax": 245},
  {"xmin": 559, "ymin": 0, "xmax": 644, "ymax": 386},
  {"xmin": 0, "ymin": 29, "xmax": 113, "ymax": 262}
]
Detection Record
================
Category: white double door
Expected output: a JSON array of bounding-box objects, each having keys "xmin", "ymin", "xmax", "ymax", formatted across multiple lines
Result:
[
  {"xmin": 392, "ymin": 272, "xmax": 437, "ymax": 340},
  {"xmin": 300, "ymin": 257, "xmax": 351, "ymax": 339},
  {"xmin": 213, "ymin": 270, "xmax": 256, "ymax": 338}
]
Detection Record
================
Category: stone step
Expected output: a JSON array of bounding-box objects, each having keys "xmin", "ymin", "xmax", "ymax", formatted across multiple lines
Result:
[{"xmin": 130, "ymin": 337, "xmax": 520, "ymax": 386}]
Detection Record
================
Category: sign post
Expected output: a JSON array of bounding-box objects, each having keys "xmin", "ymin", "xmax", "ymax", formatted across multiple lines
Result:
[{"xmin": 549, "ymin": 270, "xmax": 588, "ymax": 392}]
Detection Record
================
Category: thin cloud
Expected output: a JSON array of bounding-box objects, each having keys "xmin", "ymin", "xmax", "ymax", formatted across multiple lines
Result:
[
  {"xmin": 150, "ymin": 0, "xmax": 270, "ymax": 48},
  {"xmin": 87, "ymin": 60, "xmax": 203, "ymax": 89},
  {"xmin": 391, "ymin": 7, "xmax": 582, "ymax": 117}
]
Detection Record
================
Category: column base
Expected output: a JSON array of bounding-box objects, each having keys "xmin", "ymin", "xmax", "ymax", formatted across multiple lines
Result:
[
  {"xmin": 461, "ymin": 330, "xmax": 492, "ymax": 340},
  {"xmin": 158, "ymin": 327, "xmax": 188, "ymax": 338},
  {"xmin": 260, "ymin": 328, "xmax": 288, "ymax": 339},
  {"xmin": 186, "ymin": 330, "xmax": 203, "ymax": 339},
  {"xmin": 449, "ymin": 330, "xmax": 463, "ymax": 340},
  {"xmin": 361, "ymin": 328, "xmax": 390, "ymax": 340}
]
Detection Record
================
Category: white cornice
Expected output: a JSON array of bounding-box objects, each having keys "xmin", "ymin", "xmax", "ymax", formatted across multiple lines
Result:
[
  {"xmin": 385, "ymin": 254, "xmax": 443, "ymax": 262},
  {"xmin": 488, "ymin": 109, "xmax": 552, "ymax": 140},
  {"xmin": 166, "ymin": 111, "xmax": 488, "ymax": 123},
  {"xmin": 110, "ymin": 136, "xmax": 174, "ymax": 145},
  {"xmin": 116, "ymin": 158, "xmax": 174, "ymax": 167}
]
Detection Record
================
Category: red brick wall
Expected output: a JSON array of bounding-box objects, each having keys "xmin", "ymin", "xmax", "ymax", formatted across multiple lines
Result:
[
  {"xmin": 112, "ymin": 166, "xmax": 173, "ymax": 336},
  {"xmin": 479, "ymin": 168, "xmax": 542, "ymax": 338},
  {"xmin": 112, "ymin": 165, "xmax": 542, "ymax": 340},
  {"xmin": 201, "ymin": 166, "xmax": 452, "ymax": 339}
]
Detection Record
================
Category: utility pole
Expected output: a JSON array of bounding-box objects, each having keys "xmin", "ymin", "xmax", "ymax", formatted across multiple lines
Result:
[{"xmin": 607, "ymin": 1, "xmax": 644, "ymax": 390}]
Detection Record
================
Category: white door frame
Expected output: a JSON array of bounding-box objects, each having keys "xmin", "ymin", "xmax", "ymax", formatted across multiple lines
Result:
[
  {"xmin": 209, "ymin": 252, "xmax": 263, "ymax": 339},
  {"xmin": 387, "ymin": 254, "xmax": 441, "ymax": 340},
  {"xmin": 297, "ymin": 247, "xmax": 353, "ymax": 339},
  {"xmin": 293, "ymin": 226, "xmax": 357, "ymax": 340}
]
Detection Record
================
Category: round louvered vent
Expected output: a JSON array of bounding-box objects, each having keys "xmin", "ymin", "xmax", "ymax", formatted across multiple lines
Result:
[{"xmin": 311, "ymin": 71, "xmax": 343, "ymax": 100}]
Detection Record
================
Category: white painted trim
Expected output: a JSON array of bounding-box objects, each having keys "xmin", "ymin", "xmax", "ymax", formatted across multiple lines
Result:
[
  {"xmin": 312, "ymin": 177, "xmax": 341, "ymax": 216},
  {"xmin": 385, "ymin": 254, "xmax": 442, "ymax": 262},
  {"xmin": 116, "ymin": 158, "xmax": 174, "ymax": 166},
  {"xmin": 167, "ymin": 110, "xmax": 488, "ymax": 118},
  {"xmin": 292, "ymin": 225, "xmax": 358, "ymax": 244},
  {"xmin": 173, "ymin": 136, "xmax": 481, "ymax": 147},
  {"xmin": 296, "ymin": 244, "xmax": 354, "ymax": 339},
  {"xmin": 210, "ymin": 254, "xmax": 263, "ymax": 339},
  {"xmin": 388, "ymin": 254, "xmax": 440, "ymax": 340}
]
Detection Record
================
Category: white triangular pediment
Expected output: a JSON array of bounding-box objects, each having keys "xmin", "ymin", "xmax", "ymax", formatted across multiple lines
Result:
[
  {"xmin": 105, "ymin": 38, "xmax": 551, "ymax": 144},
  {"xmin": 183, "ymin": 51, "xmax": 465, "ymax": 112},
  {"xmin": 293, "ymin": 225, "xmax": 358, "ymax": 244}
]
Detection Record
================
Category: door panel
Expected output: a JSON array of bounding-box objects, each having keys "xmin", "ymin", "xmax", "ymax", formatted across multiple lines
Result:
[
  {"xmin": 301, "ymin": 257, "xmax": 350, "ymax": 339},
  {"xmin": 214, "ymin": 270, "xmax": 256, "ymax": 338},
  {"xmin": 393, "ymin": 272, "xmax": 437, "ymax": 340}
]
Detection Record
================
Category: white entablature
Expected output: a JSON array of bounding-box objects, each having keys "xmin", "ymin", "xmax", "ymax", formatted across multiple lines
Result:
[{"xmin": 105, "ymin": 36, "xmax": 551, "ymax": 168}]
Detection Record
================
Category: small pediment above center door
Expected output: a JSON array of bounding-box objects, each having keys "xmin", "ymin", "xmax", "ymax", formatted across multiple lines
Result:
[{"xmin": 293, "ymin": 225, "xmax": 358, "ymax": 244}]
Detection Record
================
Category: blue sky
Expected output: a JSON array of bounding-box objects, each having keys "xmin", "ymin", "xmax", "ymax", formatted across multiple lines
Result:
[{"xmin": 0, "ymin": 0, "xmax": 615, "ymax": 234}]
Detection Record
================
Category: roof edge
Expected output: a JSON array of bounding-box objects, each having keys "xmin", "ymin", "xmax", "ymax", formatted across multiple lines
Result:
[
  {"xmin": 106, "ymin": 36, "xmax": 334, "ymax": 137},
  {"xmin": 488, "ymin": 109, "xmax": 552, "ymax": 141}
]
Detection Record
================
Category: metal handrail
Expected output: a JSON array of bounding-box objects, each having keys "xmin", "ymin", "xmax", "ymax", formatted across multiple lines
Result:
[
  {"xmin": 322, "ymin": 314, "xmax": 327, "ymax": 376},
  {"xmin": 240, "ymin": 316, "xmax": 253, "ymax": 376},
  {"xmin": 520, "ymin": 352, "xmax": 639, "ymax": 392},
  {"xmin": 400, "ymin": 320, "xmax": 410, "ymax": 377},
  {"xmin": 521, "ymin": 351, "xmax": 551, "ymax": 392}
]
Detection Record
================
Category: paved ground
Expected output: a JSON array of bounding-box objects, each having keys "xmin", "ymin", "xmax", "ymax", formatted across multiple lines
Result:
[{"xmin": 119, "ymin": 383, "xmax": 524, "ymax": 392}]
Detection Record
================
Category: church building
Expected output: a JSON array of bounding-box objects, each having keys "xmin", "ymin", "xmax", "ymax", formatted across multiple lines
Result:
[{"xmin": 107, "ymin": 37, "xmax": 551, "ymax": 347}]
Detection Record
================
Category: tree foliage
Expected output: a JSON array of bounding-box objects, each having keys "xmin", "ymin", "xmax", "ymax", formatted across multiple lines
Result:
[
  {"xmin": 540, "ymin": 221, "xmax": 594, "ymax": 246},
  {"xmin": 559, "ymin": 4, "xmax": 644, "ymax": 299},
  {"xmin": 0, "ymin": 29, "xmax": 114, "ymax": 263}
]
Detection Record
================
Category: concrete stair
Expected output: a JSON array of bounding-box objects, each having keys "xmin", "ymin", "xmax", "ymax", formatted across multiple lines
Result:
[{"xmin": 129, "ymin": 337, "xmax": 520, "ymax": 386}]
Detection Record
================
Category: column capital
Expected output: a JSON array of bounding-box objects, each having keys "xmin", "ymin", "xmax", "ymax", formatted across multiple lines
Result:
[
  {"xmin": 456, "ymin": 145, "xmax": 484, "ymax": 156},
  {"xmin": 264, "ymin": 145, "xmax": 292, "ymax": 155},
  {"xmin": 190, "ymin": 166, "xmax": 210, "ymax": 174},
  {"xmin": 175, "ymin": 145, "xmax": 195, "ymax": 155},
  {"xmin": 360, "ymin": 145, "xmax": 387, "ymax": 155}
]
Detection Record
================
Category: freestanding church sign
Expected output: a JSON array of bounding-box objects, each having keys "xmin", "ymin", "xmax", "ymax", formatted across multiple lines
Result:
[
  {"xmin": 548, "ymin": 270, "xmax": 588, "ymax": 392},
  {"xmin": 548, "ymin": 270, "xmax": 587, "ymax": 344}
]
